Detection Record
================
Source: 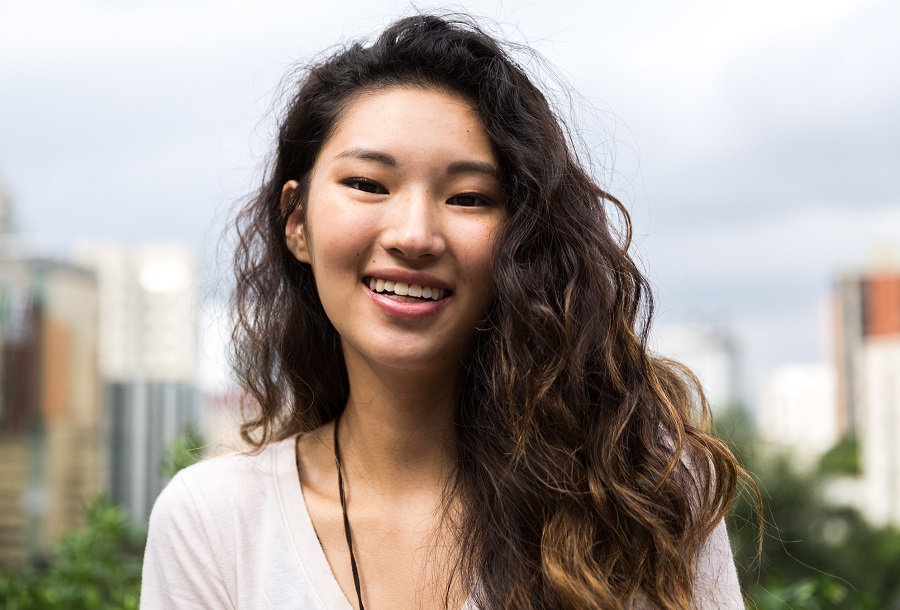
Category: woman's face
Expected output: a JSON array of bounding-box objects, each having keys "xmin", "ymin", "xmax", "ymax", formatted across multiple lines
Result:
[{"xmin": 284, "ymin": 86, "xmax": 505, "ymax": 376}]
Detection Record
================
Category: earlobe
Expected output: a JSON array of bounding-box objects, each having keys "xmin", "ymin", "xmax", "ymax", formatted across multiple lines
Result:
[{"xmin": 282, "ymin": 180, "xmax": 311, "ymax": 264}]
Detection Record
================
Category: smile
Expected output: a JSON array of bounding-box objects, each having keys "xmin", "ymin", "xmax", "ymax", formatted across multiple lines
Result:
[{"xmin": 364, "ymin": 277, "xmax": 449, "ymax": 302}]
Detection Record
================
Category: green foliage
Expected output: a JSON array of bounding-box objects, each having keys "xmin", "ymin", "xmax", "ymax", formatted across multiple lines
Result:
[
  {"xmin": 160, "ymin": 424, "xmax": 207, "ymax": 478},
  {"xmin": 749, "ymin": 575, "xmax": 850, "ymax": 610},
  {"xmin": 718, "ymin": 407, "xmax": 900, "ymax": 610},
  {"xmin": 0, "ymin": 496, "xmax": 144, "ymax": 610},
  {"xmin": 0, "ymin": 429, "xmax": 207, "ymax": 609},
  {"xmin": 5, "ymin": 422, "xmax": 898, "ymax": 608},
  {"xmin": 817, "ymin": 438, "xmax": 861, "ymax": 476}
]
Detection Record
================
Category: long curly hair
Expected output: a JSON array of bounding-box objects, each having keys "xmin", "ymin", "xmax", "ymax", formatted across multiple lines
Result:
[{"xmin": 231, "ymin": 13, "xmax": 750, "ymax": 610}]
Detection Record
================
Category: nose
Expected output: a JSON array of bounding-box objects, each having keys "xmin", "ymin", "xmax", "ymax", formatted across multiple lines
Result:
[{"xmin": 379, "ymin": 190, "xmax": 446, "ymax": 260}]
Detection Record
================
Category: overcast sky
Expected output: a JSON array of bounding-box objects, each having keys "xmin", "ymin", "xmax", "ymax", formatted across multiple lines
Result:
[{"xmin": 2, "ymin": 0, "xmax": 898, "ymax": 404}]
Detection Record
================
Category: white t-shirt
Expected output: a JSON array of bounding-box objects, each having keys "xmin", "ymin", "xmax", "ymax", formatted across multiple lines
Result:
[{"xmin": 140, "ymin": 436, "xmax": 745, "ymax": 609}]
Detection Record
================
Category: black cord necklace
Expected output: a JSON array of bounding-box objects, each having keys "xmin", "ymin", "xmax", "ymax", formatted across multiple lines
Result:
[{"xmin": 334, "ymin": 413, "xmax": 366, "ymax": 610}]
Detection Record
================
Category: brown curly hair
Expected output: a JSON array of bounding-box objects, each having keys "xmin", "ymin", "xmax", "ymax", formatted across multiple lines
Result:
[{"xmin": 231, "ymin": 13, "xmax": 751, "ymax": 609}]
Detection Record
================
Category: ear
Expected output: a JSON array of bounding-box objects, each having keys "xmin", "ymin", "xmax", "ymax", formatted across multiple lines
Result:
[{"xmin": 282, "ymin": 180, "xmax": 311, "ymax": 264}]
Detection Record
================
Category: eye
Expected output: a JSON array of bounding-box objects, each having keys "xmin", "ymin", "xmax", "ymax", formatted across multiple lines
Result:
[
  {"xmin": 344, "ymin": 178, "xmax": 387, "ymax": 194},
  {"xmin": 447, "ymin": 193, "xmax": 493, "ymax": 207}
]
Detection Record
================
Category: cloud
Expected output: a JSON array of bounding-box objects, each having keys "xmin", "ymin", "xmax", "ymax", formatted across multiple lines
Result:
[
  {"xmin": 629, "ymin": 0, "xmax": 900, "ymax": 214},
  {"xmin": 1, "ymin": 0, "xmax": 897, "ymax": 404}
]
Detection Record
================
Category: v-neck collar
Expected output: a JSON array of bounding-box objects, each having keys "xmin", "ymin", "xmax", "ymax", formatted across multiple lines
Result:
[
  {"xmin": 274, "ymin": 435, "xmax": 479, "ymax": 610},
  {"xmin": 275, "ymin": 436, "xmax": 355, "ymax": 609}
]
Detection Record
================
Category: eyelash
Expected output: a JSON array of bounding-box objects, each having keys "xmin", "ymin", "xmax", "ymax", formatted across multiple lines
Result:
[
  {"xmin": 446, "ymin": 193, "xmax": 493, "ymax": 207},
  {"xmin": 342, "ymin": 178, "xmax": 494, "ymax": 207},
  {"xmin": 343, "ymin": 178, "xmax": 386, "ymax": 194}
]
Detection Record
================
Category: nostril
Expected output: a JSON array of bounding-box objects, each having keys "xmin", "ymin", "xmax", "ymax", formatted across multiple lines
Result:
[{"xmin": 379, "ymin": 215, "xmax": 447, "ymax": 260}]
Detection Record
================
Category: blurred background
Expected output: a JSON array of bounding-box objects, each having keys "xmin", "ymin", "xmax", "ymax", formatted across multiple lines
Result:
[{"xmin": 1, "ymin": 0, "xmax": 898, "ymax": 607}]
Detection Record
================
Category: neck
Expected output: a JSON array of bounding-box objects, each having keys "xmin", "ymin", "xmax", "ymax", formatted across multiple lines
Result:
[{"xmin": 337, "ymin": 355, "xmax": 459, "ymax": 495}]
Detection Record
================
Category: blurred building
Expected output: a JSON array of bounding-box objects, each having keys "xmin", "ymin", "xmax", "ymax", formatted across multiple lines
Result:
[
  {"xmin": 0, "ymin": 186, "xmax": 13, "ymax": 234},
  {"xmin": 0, "ymin": 253, "xmax": 101, "ymax": 569},
  {"xmin": 652, "ymin": 322, "xmax": 740, "ymax": 413},
  {"xmin": 833, "ymin": 266, "xmax": 900, "ymax": 526},
  {"xmin": 758, "ymin": 363, "xmax": 838, "ymax": 468},
  {"xmin": 834, "ymin": 268, "xmax": 900, "ymax": 435},
  {"xmin": 859, "ymin": 339, "xmax": 900, "ymax": 525},
  {"xmin": 74, "ymin": 243, "xmax": 201, "ymax": 522}
]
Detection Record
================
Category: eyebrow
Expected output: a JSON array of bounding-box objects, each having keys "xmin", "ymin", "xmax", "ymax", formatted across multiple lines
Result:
[
  {"xmin": 335, "ymin": 148, "xmax": 499, "ymax": 179},
  {"xmin": 446, "ymin": 160, "xmax": 499, "ymax": 179},
  {"xmin": 336, "ymin": 148, "xmax": 397, "ymax": 167}
]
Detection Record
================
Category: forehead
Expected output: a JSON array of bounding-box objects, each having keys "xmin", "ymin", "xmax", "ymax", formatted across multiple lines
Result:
[{"xmin": 319, "ymin": 86, "xmax": 497, "ymax": 165}]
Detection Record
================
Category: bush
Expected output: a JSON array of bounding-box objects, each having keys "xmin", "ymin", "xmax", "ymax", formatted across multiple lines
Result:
[
  {"xmin": 0, "ymin": 496, "xmax": 144, "ymax": 610},
  {"xmin": 719, "ymin": 408, "xmax": 900, "ymax": 609},
  {"xmin": 0, "ymin": 428, "xmax": 206, "ymax": 609}
]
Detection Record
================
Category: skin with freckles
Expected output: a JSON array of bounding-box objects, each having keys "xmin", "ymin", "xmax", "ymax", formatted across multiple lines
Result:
[{"xmin": 282, "ymin": 86, "xmax": 504, "ymax": 610}]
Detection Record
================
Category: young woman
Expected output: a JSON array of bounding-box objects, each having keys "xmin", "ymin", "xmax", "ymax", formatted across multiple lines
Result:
[{"xmin": 142, "ymin": 14, "xmax": 749, "ymax": 610}]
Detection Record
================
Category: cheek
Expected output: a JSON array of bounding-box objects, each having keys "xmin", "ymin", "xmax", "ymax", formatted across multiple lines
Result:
[
  {"xmin": 460, "ymin": 225, "xmax": 501, "ymax": 298},
  {"xmin": 305, "ymin": 200, "xmax": 377, "ymax": 269},
  {"xmin": 464, "ymin": 238, "xmax": 495, "ymax": 277}
]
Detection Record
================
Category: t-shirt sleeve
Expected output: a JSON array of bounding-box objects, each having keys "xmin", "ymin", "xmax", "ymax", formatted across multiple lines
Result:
[
  {"xmin": 140, "ymin": 471, "xmax": 234, "ymax": 609},
  {"xmin": 692, "ymin": 517, "xmax": 745, "ymax": 609}
]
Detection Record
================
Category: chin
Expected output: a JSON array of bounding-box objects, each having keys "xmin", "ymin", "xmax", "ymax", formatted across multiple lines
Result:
[{"xmin": 377, "ymin": 350, "xmax": 453, "ymax": 372}]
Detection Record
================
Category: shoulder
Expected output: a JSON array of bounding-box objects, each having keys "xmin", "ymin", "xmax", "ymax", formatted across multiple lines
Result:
[
  {"xmin": 657, "ymin": 431, "xmax": 745, "ymax": 608},
  {"xmin": 693, "ymin": 518, "xmax": 745, "ymax": 609},
  {"xmin": 151, "ymin": 443, "xmax": 276, "ymax": 523},
  {"xmin": 171, "ymin": 440, "xmax": 283, "ymax": 497},
  {"xmin": 141, "ymin": 437, "xmax": 299, "ymax": 609},
  {"xmin": 148, "ymin": 439, "xmax": 292, "ymax": 544}
]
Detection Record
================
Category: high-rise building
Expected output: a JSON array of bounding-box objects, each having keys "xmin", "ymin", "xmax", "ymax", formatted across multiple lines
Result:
[
  {"xmin": 833, "ymin": 265, "xmax": 900, "ymax": 526},
  {"xmin": 859, "ymin": 338, "xmax": 900, "ymax": 525},
  {"xmin": 0, "ymin": 254, "xmax": 101, "ymax": 568},
  {"xmin": 834, "ymin": 268, "xmax": 900, "ymax": 437},
  {"xmin": 75, "ymin": 244, "xmax": 197, "ymax": 383},
  {"xmin": 74, "ymin": 243, "xmax": 201, "ymax": 522}
]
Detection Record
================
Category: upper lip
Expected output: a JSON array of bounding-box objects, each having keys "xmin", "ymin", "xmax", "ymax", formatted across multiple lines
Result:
[{"xmin": 362, "ymin": 269, "xmax": 453, "ymax": 292}]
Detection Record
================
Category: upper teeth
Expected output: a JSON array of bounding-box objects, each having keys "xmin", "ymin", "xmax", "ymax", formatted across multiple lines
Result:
[{"xmin": 367, "ymin": 278, "xmax": 445, "ymax": 300}]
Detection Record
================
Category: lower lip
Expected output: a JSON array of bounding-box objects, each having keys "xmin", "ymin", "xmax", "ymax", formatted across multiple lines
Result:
[{"xmin": 364, "ymin": 285, "xmax": 449, "ymax": 320}]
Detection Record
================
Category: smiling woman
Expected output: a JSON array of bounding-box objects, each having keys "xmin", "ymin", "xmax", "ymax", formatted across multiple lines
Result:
[
  {"xmin": 283, "ymin": 87, "xmax": 503, "ymax": 373},
  {"xmin": 140, "ymin": 13, "xmax": 752, "ymax": 610}
]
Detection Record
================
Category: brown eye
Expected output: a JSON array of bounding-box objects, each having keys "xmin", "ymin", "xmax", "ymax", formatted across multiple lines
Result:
[
  {"xmin": 447, "ymin": 193, "xmax": 492, "ymax": 207},
  {"xmin": 345, "ymin": 179, "xmax": 387, "ymax": 194}
]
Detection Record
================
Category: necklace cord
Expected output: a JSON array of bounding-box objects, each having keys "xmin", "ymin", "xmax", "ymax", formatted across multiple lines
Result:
[{"xmin": 334, "ymin": 413, "xmax": 366, "ymax": 610}]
